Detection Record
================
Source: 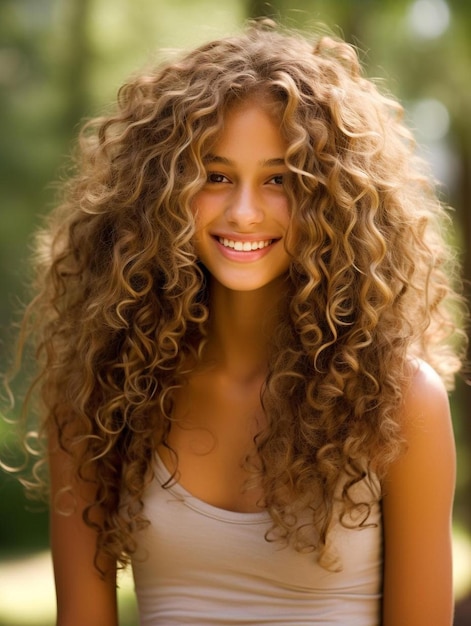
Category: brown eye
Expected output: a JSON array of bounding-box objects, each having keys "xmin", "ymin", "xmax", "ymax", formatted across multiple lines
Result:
[{"xmin": 207, "ymin": 172, "xmax": 230, "ymax": 184}]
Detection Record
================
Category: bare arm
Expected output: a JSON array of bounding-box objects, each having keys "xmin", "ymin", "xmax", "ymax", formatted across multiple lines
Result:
[
  {"xmin": 382, "ymin": 361, "xmax": 456, "ymax": 626},
  {"xmin": 49, "ymin": 438, "xmax": 118, "ymax": 626}
]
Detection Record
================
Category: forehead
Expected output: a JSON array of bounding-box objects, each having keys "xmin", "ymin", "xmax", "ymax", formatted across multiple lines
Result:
[{"xmin": 209, "ymin": 99, "xmax": 287, "ymax": 157}]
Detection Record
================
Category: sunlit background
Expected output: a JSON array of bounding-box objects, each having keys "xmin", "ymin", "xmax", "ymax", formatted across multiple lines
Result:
[{"xmin": 1, "ymin": 1, "xmax": 470, "ymax": 624}]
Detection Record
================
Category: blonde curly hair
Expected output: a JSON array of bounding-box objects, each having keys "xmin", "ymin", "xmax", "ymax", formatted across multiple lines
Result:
[{"xmin": 10, "ymin": 21, "xmax": 465, "ymax": 572}]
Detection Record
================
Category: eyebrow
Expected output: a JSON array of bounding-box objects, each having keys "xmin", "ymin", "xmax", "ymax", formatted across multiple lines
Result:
[{"xmin": 204, "ymin": 154, "xmax": 286, "ymax": 168}]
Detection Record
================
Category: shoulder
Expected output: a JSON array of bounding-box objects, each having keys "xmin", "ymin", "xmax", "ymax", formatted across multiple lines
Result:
[
  {"xmin": 398, "ymin": 358, "xmax": 453, "ymax": 446},
  {"xmin": 405, "ymin": 357, "xmax": 449, "ymax": 403},
  {"xmin": 382, "ymin": 357, "xmax": 455, "ymax": 529}
]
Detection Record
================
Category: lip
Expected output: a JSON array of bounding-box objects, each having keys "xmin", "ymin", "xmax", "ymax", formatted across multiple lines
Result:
[{"xmin": 212, "ymin": 234, "xmax": 279, "ymax": 262}]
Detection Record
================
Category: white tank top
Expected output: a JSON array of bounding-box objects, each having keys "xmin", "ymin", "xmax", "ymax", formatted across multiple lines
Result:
[{"xmin": 131, "ymin": 454, "xmax": 383, "ymax": 625}]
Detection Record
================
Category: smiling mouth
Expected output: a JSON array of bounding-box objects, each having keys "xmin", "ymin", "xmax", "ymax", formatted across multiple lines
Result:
[{"xmin": 217, "ymin": 237, "xmax": 274, "ymax": 251}]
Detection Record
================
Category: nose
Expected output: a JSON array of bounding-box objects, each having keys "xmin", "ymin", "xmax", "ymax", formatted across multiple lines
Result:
[{"xmin": 225, "ymin": 185, "xmax": 264, "ymax": 228}]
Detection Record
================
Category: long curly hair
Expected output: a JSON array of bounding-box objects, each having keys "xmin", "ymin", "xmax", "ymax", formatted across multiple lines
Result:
[{"xmin": 9, "ymin": 21, "xmax": 465, "ymax": 572}]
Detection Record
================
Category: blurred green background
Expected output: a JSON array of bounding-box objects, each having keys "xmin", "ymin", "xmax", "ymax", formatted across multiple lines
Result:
[{"xmin": 0, "ymin": 0, "xmax": 470, "ymax": 624}]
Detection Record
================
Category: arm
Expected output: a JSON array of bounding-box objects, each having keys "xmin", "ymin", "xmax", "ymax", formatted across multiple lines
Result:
[
  {"xmin": 382, "ymin": 361, "xmax": 456, "ymax": 626},
  {"xmin": 49, "ymin": 437, "xmax": 118, "ymax": 626}
]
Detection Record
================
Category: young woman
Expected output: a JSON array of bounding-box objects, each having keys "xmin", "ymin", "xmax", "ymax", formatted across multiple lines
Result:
[{"xmin": 10, "ymin": 20, "xmax": 466, "ymax": 626}]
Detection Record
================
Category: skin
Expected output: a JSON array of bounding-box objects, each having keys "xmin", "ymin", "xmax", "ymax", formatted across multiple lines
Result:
[
  {"xmin": 50, "ymin": 99, "xmax": 456, "ymax": 625},
  {"xmin": 49, "ymin": 438, "xmax": 118, "ymax": 626},
  {"xmin": 382, "ymin": 360, "xmax": 456, "ymax": 626},
  {"xmin": 192, "ymin": 99, "xmax": 292, "ymax": 294},
  {"xmin": 160, "ymin": 99, "xmax": 292, "ymax": 512}
]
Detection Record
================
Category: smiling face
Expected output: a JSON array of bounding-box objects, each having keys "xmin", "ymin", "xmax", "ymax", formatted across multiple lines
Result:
[{"xmin": 192, "ymin": 99, "xmax": 292, "ymax": 294}]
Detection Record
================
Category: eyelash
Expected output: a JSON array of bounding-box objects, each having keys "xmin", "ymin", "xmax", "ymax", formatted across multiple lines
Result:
[
  {"xmin": 207, "ymin": 173, "xmax": 230, "ymax": 184},
  {"xmin": 206, "ymin": 173, "xmax": 284, "ymax": 185}
]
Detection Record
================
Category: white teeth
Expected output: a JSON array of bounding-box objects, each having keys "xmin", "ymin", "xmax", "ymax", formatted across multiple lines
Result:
[{"xmin": 218, "ymin": 237, "xmax": 272, "ymax": 251}]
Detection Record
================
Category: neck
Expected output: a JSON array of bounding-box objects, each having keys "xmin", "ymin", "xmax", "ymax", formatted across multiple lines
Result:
[{"xmin": 202, "ymin": 277, "xmax": 289, "ymax": 382}]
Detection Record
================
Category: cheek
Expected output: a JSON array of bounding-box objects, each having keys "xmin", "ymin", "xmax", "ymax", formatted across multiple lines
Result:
[
  {"xmin": 190, "ymin": 191, "xmax": 215, "ymax": 228},
  {"xmin": 189, "ymin": 197, "xmax": 210, "ymax": 254},
  {"xmin": 278, "ymin": 201, "xmax": 292, "ymax": 237},
  {"xmin": 271, "ymin": 187, "xmax": 291, "ymax": 216},
  {"xmin": 189, "ymin": 201, "xmax": 204, "ymax": 240},
  {"xmin": 189, "ymin": 192, "xmax": 200, "ymax": 219},
  {"xmin": 284, "ymin": 211, "xmax": 299, "ymax": 255}
]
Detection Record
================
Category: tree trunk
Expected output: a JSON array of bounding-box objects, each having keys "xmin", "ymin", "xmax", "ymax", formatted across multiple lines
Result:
[{"xmin": 60, "ymin": 0, "xmax": 93, "ymax": 135}]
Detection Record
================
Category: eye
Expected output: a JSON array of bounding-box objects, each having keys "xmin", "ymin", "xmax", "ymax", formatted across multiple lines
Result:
[
  {"xmin": 268, "ymin": 174, "xmax": 285, "ymax": 186},
  {"xmin": 207, "ymin": 172, "xmax": 230, "ymax": 184}
]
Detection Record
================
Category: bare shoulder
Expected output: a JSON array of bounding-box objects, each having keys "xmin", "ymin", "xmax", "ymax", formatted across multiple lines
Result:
[
  {"xmin": 398, "ymin": 358, "xmax": 453, "ymax": 444},
  {"xmin": 384, "ymin": 357, "xmax": 455, "ymax": 488}
]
